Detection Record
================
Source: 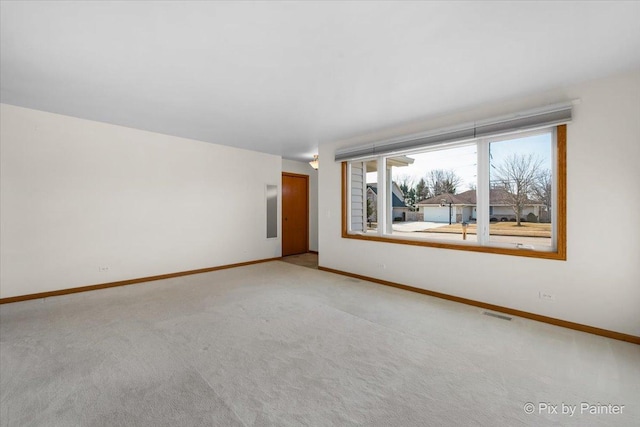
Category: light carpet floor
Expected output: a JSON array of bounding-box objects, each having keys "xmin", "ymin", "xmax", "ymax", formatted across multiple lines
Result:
[{"xmin": 1, "ymin": 261, "xmax": 638, "ymax": 426}]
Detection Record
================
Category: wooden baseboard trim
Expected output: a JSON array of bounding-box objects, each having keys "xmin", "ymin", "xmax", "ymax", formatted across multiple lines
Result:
[
  {"xmin": 318, "ymin": 266, "xmax": 640, "ymax": 345},
  {"xmin": 0, "ymin": 257, "xmax": 282, "ymax": 304}
]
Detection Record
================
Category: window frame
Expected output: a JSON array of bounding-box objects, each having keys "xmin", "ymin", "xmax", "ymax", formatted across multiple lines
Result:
[{"xmin": 341, "ymin": 125, "xmax": 567, "ymax": 260}]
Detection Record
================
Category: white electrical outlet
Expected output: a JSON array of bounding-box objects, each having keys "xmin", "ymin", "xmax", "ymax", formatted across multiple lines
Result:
[{"xmin": 539, "ymin": 291, "xmax": 555, "ymax": 301}]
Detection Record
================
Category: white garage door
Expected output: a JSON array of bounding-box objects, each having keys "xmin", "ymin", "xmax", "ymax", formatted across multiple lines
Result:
[{"xmin": 423, "ymin": 207, "xmax": 450, "ymax": 223}]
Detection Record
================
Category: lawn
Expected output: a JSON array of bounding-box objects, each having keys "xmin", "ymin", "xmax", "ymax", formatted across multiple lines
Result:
[{"xmin": 421, "ymin": 222, "xmax": 551, "ymax": 238}]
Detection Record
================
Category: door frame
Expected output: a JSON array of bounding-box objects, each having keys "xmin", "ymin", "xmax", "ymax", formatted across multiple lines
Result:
[{"xmin": 282, "ymin": 172, "xmax": 309, "ymax": 255}]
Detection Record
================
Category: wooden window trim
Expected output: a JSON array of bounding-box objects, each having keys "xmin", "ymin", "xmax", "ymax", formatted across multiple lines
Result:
[{"xmin": 341, "ymin": 125, "xmax": 567, "ymax": 260}]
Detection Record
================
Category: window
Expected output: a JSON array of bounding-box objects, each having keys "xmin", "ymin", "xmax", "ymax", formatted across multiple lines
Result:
[
  {"xmin": 385, "ymin": 143, "xmax": 478, "ymax": 243},
  {"xmin": 342, "ymin": 125, "xmax": 566, "ymax": 260},
  {"xmin": 488, "ymin": 131, "xmax": 554, "ymax": 248}
]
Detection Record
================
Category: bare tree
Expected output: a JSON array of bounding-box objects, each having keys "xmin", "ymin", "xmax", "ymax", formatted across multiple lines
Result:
[
  {"xmin": 532, "ymin": 169, "xmax": 552, "ymax": 222},
  {"xmin": 492, "ymin": 154, "xmax": 544, "ymax": 226},
  {"xmin": 426, "ymin": 169, "xmax": 462, "ymax": 196},
  {"xmin": 366, "ymin": 198, "xmax": 375, "ymax": 224}
]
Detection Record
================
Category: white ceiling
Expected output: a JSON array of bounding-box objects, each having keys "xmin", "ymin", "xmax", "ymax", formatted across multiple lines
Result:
[{"xmin": 2, "ymin": 1, "xmax": 639, "ymax": 162}]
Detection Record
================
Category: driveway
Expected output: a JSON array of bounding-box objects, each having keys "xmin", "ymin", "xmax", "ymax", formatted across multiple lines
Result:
[{"xmin": 391, "ymin": 221, "xmax": 448, "ymax": 232}]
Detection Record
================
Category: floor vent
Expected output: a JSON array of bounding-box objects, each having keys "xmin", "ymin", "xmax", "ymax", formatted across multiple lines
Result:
[{"xmin": 483, "ymin": 311, "xmax": 512, "ymax": 321}]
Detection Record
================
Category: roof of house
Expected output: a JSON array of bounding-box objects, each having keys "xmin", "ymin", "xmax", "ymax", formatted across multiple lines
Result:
[
  {"xmin": 416, "ymin": 188, "xmax": 542, "ymax": 206},
  {"xmin": 367, "ymin": 184, "xmax": 407, "ymax": 208},
  {"xmin": 417, "ymin": 192, "xmax": 472, "ymax": 205}
]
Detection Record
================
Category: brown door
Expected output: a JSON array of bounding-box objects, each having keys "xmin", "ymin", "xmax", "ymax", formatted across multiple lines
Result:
[{"xmin": 282, "ymin": 173, "xmax": 309, "ymax": 256}]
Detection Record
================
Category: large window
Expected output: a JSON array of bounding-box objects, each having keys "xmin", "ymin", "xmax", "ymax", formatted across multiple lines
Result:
[{"xmin": 342, "ymin": 125, "xmax": 566, "ymax": 260}]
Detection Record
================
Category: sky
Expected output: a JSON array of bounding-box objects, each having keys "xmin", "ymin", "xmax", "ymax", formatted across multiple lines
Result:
[{"xmin": 370, "ymin": 132, "xmax": 552, "ymax": 191}]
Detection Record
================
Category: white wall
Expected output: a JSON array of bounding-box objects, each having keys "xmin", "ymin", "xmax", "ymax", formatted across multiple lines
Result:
[
  {"xmin": 319, "ymin": 70, "xmax": 640, "ymax": 337},
  {"xmin": 0, "ymin": 104, "xmax": 282, "ymax": 299},
  {"xmin": 281, "ymin": 159, "xmax": 319, "ymax": 252}
]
